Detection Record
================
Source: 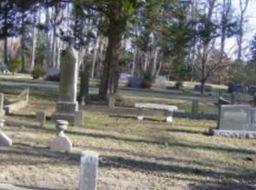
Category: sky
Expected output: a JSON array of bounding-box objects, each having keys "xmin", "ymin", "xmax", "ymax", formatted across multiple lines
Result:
[{"xmin": 224, "ymin": 0, "xmax": 256, "ymax": 60}]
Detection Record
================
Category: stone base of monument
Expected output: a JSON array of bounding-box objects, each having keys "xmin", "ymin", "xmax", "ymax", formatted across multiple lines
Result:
[
  {"xmin": 52, "ymin": 101, "xmax": 83, "ymax": 125},
  {"xmin": 211, "ymin": 129, "xmax": 256, "ymax": 138}
]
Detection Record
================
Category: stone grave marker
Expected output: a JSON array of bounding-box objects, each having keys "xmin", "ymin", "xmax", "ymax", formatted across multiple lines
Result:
[
  {"xmin": 191, "ymin": 99, "xmax": 199, "ymax": 116},
  {"xmin": 50, "ymin": 120, "xmax": 72, "ymax": 152},
  {"xmin": 213, "ymin": 105, "xmax": 256, "ymax": 138},
  {"xmin": 0, "ymin": 119, "xmax": 12, "ymax": 146},
  {"xmin": 79, "ymin": 151, "xmax": 99, "ymax": 190},
  {"xmin": 52, "ymin": 42, "xmax": 81, "ymax": 124},
  {"xmin": 36, "ymin": 111, "xmax": 46, "ymax": 127},
  {"xmin": 74, "ymin": 111, "xmax": 84, "ymax": 127},
  {"xmin": 0, "ymin": 93, "xmax": 4, "ymax": 116}
]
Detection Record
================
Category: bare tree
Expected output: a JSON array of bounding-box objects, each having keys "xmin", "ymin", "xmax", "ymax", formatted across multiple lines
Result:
[
  {"xmin": 236, "ymin": 0, "xmax": 250, "ymax": 61},
  {"xmin": 197, "ymin": 0, "xmax": 217, "ymax": 95}
]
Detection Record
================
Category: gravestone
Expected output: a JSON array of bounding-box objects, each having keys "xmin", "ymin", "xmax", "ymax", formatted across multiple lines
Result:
[
  {"xmin": 0, "ymin": 93, "xmax": 4, "ymax": 116},
  {"xmin": 0, "ymin": 119, "xmax": 12, "ymax": 146},
  {"xmin": 52, "ymin": 43, "xmax": 80, "ymax": 124},
  {"xmin": 50, "ymin": 120, "xmax": 72, "ymax": 152},
  {"xmin": 127, "ymin": 77, "xmax": 144, "ymax": 88},
  {"xmin": 36, "ymin": 111, "xmax": 46, "ymax": 127},
  {"xmin": 191, "ymin": 99, "xmax": 199, "ymax": 116},
  {"xmin": 155, "ymin": 76, "xmax": 167, "ymax": 85},
  {"xmin": 194, "ymin": 84, "xmax": 212, "ymax": 92},
  {"xmin": 79, "ymin": 151, "xmax": 99, "ymax": 190},
  {"xmin": 212, "ymin": 105, "xmax": 256, "ymax": 138},
  {"xmin": 74, "ymin": 111, "xmax": 84, "ymax": 127}
]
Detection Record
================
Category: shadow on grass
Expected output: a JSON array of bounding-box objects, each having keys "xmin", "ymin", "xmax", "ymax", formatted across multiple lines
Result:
[
  {"xmin": 0, "ymin": 141, "xmax": 255, "ymax": 187},
  {"xmin": 16, "ymin": 185, "xmax": 64, "ymax": 190},
  {"xmin": 0, "ymin": 143, "xmax": 80, "ymax": 165},
  {"xmin": 187, "ymin": 182, "xmax": 256, "ymax": 190},
  {"xmin": 4, "ymin": 119, "xmax": 256, "ymax": 156},
  {"xmin": 166, "ymin": 128, "xmax": 204, "ymax": 135},
  {"xmin": 8, "ymin": 113, "xmax": 52, "ymax": 121},
  {"xmin": 100, "ymin": 155, "xmax": 256, "ymax": 183},
  {"xmin": 67, "ymin": 130, "xmax": 256, "ymax": 155},
  {"xmin": 80, "ymin": 145, "xmax": 226, "ymax": 168}
]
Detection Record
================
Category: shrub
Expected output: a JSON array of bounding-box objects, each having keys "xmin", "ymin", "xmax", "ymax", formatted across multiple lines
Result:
[
  {"xmin": 174, "ymin": 81, "xmax": 183, "ymax": 90},
  {"xmin": 9, "ymin": 59, "xmax": 22, "ymax": 74},
  {"xmin": 142, "ymin": 71, "xmax": 153, "ymax": 88},
  {"xmin": 32, "ymin": 66, "xmax": 45, "ymax": 79}
]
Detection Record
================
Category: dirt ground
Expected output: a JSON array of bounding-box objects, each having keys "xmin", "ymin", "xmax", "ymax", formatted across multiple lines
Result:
[{"xmin": 0, "ymin": 100, "xmax": 255, "ymax": 190}]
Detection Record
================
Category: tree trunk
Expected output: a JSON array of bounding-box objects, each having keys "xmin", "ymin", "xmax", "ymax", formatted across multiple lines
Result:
[
  {"xmin": 79, "ymin": 61, "xmax": 90, "ymax": 105},
  {"xmin": 30, "ymin": 18, "xmax": 37, "ymax": 72},
  {"xmin": 131, "ymin": 47, "xmax": 137, "ymax": 76},
  {"xmin": 4, "ymin": 6, "xmax": 8, "ymax": 66},
  {"xmin": 99, "ymin": 27, "xmax": 122, "ymax": 100},
  {"xmin": 21, "ymin": 12, "xmax": 26, "ymax": 72},
  {"xmin": 200, "ymin": 79, "xmax": 206, "ymax": 95},
  {"xmin": 91, "ymin": 35, "xmax": 100, "ymax": 79}
]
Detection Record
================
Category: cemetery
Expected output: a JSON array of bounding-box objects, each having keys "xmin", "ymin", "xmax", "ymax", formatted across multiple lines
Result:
[{"xmin": 0, "ymin": 0, "xmax": 256, "ymax": 190}]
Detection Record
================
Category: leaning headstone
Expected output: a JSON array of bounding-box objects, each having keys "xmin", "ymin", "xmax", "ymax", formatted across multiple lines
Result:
[
  {"xmin": 0, "ymin": 93, "xmax": 5, "ymax": 116},
  {"xmin": 79, "ymin": 151, "xmax": 99, "ymax": 190},
  {"xmin": 212, "ymin": 105, "xmax": 256, "ymax": 138},
  {"xmin": 52, "ymin": 42, "xmax": 80, "ymax": 124},
  {"xmin": 50, "ymin": 120, "xmax": 72, "ymax": 152},
  {"xmin": 36, "ymin": 111, "xmax": 46, "ymax": 127},
  {"xmin": 0, "ymin": 119, "xmax": 12, "ymax": 146}
]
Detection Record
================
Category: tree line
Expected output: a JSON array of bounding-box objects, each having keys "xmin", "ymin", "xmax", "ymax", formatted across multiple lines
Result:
[{"xmin": 0, "ymin": 0, "xmax": 254, "ymax": 98}]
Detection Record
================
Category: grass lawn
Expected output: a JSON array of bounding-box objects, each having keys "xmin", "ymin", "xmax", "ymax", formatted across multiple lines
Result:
[
  {"xmin": 0, "ymin": 98, "xmax": 255, "ymax": 189},
  {"xmin": 0, "ymin": 74, "xmax": 255, "ymax": 189}
]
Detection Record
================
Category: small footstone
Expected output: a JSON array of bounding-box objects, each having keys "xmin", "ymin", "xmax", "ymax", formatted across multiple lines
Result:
[
  {"xmin": 50, "ymin": 134, "xmax": 72, "ymax": 152},
  {"xmin": 0, "ymin": 131, "xmax": 12, "ymax": 146},
  {"xmin": 166, "ymin": 116, "xmax": 173, "ymax": 123}
]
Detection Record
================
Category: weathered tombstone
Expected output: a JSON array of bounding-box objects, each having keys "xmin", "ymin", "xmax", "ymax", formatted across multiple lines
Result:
[
  {"xmin": 191, "ymin": 99, "xmax": 199, "ymax": 116},
  {"xmin": 74, "ymin": 111, "xmax": 84, "ymax": 127},
  {"xmin": 0, "ymin": 93, "xmax": 5, "ymax": 116},
  {"xmin": 50, "ymin": 120, "xmax": 72, "ymax": 152},
  {"xmin": 36, "ymin": 111, "xmax": 46, "ymax": 127},
  {"xmin": 212, "ymin": 105, "xmax": 256, "ymax": 138},
  {"xmin": 164, "ymin": 110, "xmax": 174, "ymax": 123},
  {"xmin": 0, "ymin": 119, "xmax": 12, "ymax": 146},
  {"xmin": 79, "ymin": 151, "xmax": 99, "ymax": 190},
  {"xmin": 155, "ymin": 76, "xmax": 167, "ymax": 85},
  {"xmin": 127, "ymin": 77, "xmax": 144, "ymax": 88},
  {"xmin": 52, "ymin": 42, "xmax": 80, "ymax": 124}
]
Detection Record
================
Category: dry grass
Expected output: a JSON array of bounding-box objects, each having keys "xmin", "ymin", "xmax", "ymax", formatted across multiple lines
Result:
[
  {"xmin": 0, "ymin": 75, "xmax": 255, "ymax": 189},
  {"xmin": 0, "ymin": 99, "xmax": 255, "ymax": 190}
]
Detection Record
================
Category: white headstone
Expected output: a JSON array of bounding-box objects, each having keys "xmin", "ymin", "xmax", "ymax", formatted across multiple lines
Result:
[
  {"xmin": 0, "ymin": 120, "xmax": 12, "ymax": 146},
  {"xmin": 50, "ymin": 120, "xmax": 72, "ymax": 152},
  {"xmin": 79, "ymin": 151, "xmax": 99, "ymax": 190},
  {"xmin": 0, "ymin": 93, "xmax": 4, "ymax": 116}
]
